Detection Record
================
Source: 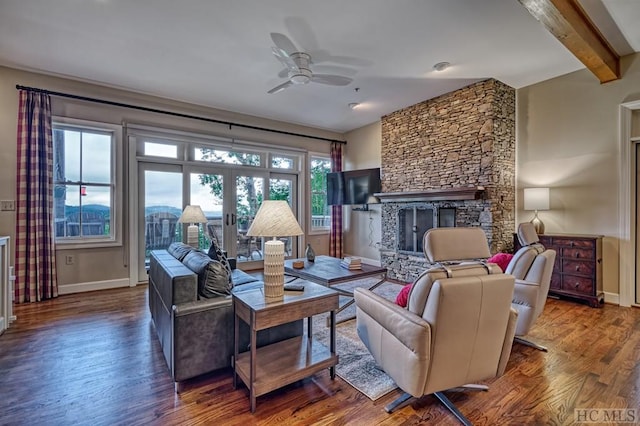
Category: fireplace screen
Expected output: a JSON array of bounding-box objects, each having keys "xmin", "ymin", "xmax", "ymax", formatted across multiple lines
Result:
[{"xmin": 398, "ymin": 207, "xmax": 456, "ymax": 253}]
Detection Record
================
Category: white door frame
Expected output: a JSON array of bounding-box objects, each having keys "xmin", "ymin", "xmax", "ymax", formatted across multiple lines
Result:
[{"xmin": 618, "ymin": 100, "xmax": 640, "ymax": 307}]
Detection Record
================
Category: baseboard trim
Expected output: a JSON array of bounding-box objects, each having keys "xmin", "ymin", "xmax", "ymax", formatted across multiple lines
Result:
[
  {"xmin": 58, "ymin": 278, "xmax": 131, "ymax": 295},
  {"xmin": 604, "ymin": 291, "xmax": 620, "ymax": 305}
]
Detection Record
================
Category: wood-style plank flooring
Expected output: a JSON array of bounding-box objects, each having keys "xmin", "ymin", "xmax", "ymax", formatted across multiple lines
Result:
[{"xmin": 1, "ymin": 285, "xmax": 639, "ymax": 426}]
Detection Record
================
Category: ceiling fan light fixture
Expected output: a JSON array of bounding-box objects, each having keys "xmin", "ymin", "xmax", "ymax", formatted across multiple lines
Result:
[
  {"xmin": 433, "ymin": 61, "xmax": 451, "ymax": 72},
  {"xmin": 348, "ymin": 102, "xmax": 360, "ymax": 110},
  {"xmin": 289, "ymin": 67, "xmax": 312, "ymax": 84}
]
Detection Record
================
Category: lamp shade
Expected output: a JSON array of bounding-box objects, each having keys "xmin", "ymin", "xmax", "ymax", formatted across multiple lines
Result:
[
  {"xmin": 246, "ymin": 200, "xmax": 303, "ymax": 237},
  {"xmin": 523, "ymin": 188, "xmax": 550, "ymax": 211},
  {"xmin": 178, "ymin": 205, "xmax": 208, "ymax": 224}
]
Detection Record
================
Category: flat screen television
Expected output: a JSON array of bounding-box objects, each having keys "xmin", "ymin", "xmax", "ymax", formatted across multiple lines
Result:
[{"xmin": 326, "ymin": 168, "xmax": 381, "ymax": 206}]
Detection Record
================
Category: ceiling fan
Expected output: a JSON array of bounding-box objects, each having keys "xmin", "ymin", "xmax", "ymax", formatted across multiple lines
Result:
[{"xmin": 268, "ymin": 32, "xmax": 353, "ymax": 94}]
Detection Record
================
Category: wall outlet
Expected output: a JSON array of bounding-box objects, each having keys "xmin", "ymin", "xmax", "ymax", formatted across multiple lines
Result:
[
  {"xmin": 0, "ymin": 200, "xmax": 15, "ymax": 211},
  {"xmin": 65, "ymin": 255, "xmax": 74, "ymax": 265}
]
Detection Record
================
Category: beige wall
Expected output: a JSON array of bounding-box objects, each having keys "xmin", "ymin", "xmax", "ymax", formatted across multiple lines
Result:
[
  {"xmin": 0, "ymin": 66, "xmax": 340, "ymax": 292},
  {"xmin": 342, "ymin": 122, "xmax": 382, "ymax": 263},
  {"xmin": 517, "ymin": 53, "xmax": 640, "ymax": 298}
]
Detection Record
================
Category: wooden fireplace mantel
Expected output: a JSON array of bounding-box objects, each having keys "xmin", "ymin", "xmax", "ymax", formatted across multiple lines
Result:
[{"xmin": 374, "ymin": 186, "xmax": 485, "ymax": 203}]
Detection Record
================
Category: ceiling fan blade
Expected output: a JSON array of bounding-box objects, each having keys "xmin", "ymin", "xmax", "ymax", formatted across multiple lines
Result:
[
  {"xmin": 271, "ymin": 47, "xmax": 298, "ymax": 72},
  {"xmin": 310, "ymin": 74, "xmax": 353, "ymax": 86},
  {"xmin": 270, "ymin": 32, "xmax": 298, "ymax": 56},
  {"xmin": 267, "ymin": 80, "xmax": 293, "ymax": 94}
]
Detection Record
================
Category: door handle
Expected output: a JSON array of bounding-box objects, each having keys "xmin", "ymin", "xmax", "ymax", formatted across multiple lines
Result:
[
  {"xmin": 225, "ymin": 213, "xmax": 229, "ymax": 226},
  {"xmin": 232, "ymin": 213, "xmax": 236, "ymax": 225}
]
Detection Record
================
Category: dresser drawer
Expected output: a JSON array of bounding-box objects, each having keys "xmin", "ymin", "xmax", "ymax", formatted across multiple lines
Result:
[
  {"xmin": 561, "ymin": 274, "xmax": 596, "ymax": 296},
  {"xmin": 561, "ymin": 247, "xmax": 594, "ymax": 260},
  {"xmin": 550, "ymin": 237, "xmax": 596, "ymax": 249},
  {"xmin": 562, "ymin": 259, "xmax": 595, "ymax": 277}
]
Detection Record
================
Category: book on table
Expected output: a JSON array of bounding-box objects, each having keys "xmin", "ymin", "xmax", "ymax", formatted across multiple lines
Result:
[{"xmin": 340, "ymin": 257, "xmax": 362, "ymax": 270}]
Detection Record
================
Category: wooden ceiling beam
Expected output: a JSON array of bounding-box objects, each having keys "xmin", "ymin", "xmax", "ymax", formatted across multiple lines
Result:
[{"xmin": 519, "ymin": 0, "xmax": 620, "ymax": 83}]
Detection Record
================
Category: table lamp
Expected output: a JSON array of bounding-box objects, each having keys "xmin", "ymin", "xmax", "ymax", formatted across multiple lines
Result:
[
  {"xmin": 246, "ymin": 200, "xmax": 304, "ymax": 298},
  {"xmin": 523, "ymin": 188, "xmax": 549, "ymax": 234},
  {"xmin": 178, "ymin": 205, "xmax": 208, "ymax": 248}
]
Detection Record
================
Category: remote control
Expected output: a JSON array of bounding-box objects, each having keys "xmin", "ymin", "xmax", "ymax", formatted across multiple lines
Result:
[{"xmin": 284, "ymin": 283, "xmax": 305, "ymax": 291}]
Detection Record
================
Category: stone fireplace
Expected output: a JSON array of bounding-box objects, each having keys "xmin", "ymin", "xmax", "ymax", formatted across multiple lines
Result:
[{"xmin": 379, "ymin": 79, "xmax": 515, "ymax": 282}]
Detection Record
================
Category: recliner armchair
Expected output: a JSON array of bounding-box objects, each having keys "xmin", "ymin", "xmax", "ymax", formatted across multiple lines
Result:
[
  {"xmin": 506, "ymin": 222, "xmax": 557, "ymax": 351},
  {"xmin": 354, "ymin": 227, "xmax": 518, "ymax": 425}
]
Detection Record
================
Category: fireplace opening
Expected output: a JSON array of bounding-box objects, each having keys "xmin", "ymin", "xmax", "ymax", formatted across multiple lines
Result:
[{"xmin": 398, "ymin": 207, "xmax": 456, "ymax": 253}]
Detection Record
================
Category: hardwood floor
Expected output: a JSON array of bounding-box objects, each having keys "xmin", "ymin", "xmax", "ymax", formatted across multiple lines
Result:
[{"xmin": 1, "ymin": 286, "xmax": 639, "ymax": 426}]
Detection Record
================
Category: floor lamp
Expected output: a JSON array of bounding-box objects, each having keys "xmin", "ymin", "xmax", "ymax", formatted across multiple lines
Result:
[
  {"xmin": 246, "ymin": 200, "xmax": 304, "ymax": 298},
  {"xmin": 178, "ymin": 205, "xmax": 208, "ymax": 248}
]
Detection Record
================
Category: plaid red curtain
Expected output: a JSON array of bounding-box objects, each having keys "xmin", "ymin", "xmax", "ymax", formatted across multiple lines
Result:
[
  {"xmin": 329, "ymin": 142, "xmax": 343, "ymax": 258},
  {"xmin": 15, "ymin": 90, "xmax": 58, "ymax": 303}
]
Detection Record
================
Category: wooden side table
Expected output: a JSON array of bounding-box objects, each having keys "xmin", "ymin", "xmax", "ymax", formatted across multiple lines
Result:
[{"xmin": 233, "ymin": 280, "xmax": 339, "ymax": 413}]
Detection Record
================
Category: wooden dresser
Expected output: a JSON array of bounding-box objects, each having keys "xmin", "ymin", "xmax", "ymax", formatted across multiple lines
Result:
[{"xmin": 514, "ymin": 233, "xmax": 604, "ymax": 307}]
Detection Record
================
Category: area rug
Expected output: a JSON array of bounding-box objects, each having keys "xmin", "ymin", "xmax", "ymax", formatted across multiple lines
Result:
[{"xmin": 310, "ymin": 279, "xmax": 403, "ymax": 400}]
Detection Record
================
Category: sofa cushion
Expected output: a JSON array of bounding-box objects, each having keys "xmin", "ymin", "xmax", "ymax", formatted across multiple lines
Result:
[
  {"xmin": 182, "ymin": 251, "xmax": 232, "ymax": 298},
  {"xmin": 168, "ymin": 242, "xmax": 194, "ymax": 262},
  {"xmin": 231, "ymin": 269, "xmax": 261, "ymax": 286}
]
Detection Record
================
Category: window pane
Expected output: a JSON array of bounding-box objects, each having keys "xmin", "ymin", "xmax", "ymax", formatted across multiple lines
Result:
[
  {"xmin": 191, "ymin": 172, "xmax": 224, "ymax": 248},
  {"xmin": 54, "ymin": 129, "xmax": 80, "ymax": 182},
  {"xmin": 145, "ymin": 142, "xmax": 177, "ymax": 158},
  {"xmin": 272, "ymin": 156, "xmax": 294, "ymax": 169},
  {"xmin": 82, "ymin": 132, "xmax": 111, "ymax": 184},
  {"xmin": 269, "ymin": 178, "xmax": 293, "ymax": 202},
  {"xmin": 310, "ymin": 157, "xmax": 331, "ymax": 230},
  {"xmin": 144, "ymin": 171, "xmax": 182, "ymax": 256},
  {"xmin": 54, "ymin": 185, "xmax": 109, "ymax": 238},
  {"xmin": 195, "ymin": 147, "xmax": 261, "ymax": 166}
]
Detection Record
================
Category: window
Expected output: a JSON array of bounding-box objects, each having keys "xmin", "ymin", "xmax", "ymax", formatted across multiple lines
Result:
[
  {"xmin": 53, "ymin": 120, "xmax": 119, "ymax": 246},
  {"xmin": 310, "ymin": 155, "xmax": 331, "ymax": 232}
]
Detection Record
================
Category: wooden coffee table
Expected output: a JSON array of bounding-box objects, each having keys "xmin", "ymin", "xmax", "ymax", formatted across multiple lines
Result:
[
  {"xmin": 233, "ymin": 280, "xmax": 339, "ymax": 413},
  {"xmin": 284, "ymin": 255, "xmax": 387, "ymax": 322}
]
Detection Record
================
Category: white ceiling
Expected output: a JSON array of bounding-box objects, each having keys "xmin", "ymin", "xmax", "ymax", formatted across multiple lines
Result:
[{"xmin": 0, "ymin": 0, "xmax": 638, "ymax": 133}]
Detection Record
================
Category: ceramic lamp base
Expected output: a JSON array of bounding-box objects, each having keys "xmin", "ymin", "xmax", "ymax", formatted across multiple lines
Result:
[
  {"xmin": 263, "ymin": 239, "xmax": 285, "ymax": 298},
  {"xmin": 531, "ymin": 211, "xmax": 545, "ymax": 234},
  {"xmin": 186, "ymin": 224, "xmax": 200, "ymax": 248}
]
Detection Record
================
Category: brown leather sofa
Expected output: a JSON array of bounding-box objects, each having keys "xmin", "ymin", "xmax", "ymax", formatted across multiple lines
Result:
[{"xmin": 148, "ymin": 244, "xmax": 302, "ymax": 391}]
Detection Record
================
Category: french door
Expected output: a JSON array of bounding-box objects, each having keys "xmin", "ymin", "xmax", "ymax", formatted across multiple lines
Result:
[{"xmin": 139, "ymin": 162, "xmax": 300, "ymax": 278}]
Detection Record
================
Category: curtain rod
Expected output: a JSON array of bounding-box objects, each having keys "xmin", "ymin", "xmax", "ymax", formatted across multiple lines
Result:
[{"xmin": 15, "ymin": 84, "xmax": 346, "ymax": 145}]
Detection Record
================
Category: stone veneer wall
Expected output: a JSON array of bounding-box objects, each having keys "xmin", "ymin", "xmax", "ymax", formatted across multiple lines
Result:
[{"xmin": 380, "ymin": 79, "xmax": 515, "ymax": 281}]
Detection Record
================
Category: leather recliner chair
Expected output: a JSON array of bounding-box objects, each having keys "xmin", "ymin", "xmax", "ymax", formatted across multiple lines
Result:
[
  {"xmin": 506, "ymin": 222, "xmax": 557, "ymax": 351},
  {"xmin": 354, "ymin": 227, "xmax": 518, "ymax": 425}
]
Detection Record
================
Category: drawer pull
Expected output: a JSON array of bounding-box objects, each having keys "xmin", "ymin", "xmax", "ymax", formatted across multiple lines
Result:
[
  {"xmin": 570, "ymin": 242, "xmax": 575, "ymax": 247},
  {"xmin": 575, "ymin": 266, "xmax": 580, "ymax": 272},
  {"xmin": 575, "ymin": 283, "xmax": 580, "ymax": 289},
  {"xmin": 575, "ymin": 253, "xmax": 580, "ymax": 258}
]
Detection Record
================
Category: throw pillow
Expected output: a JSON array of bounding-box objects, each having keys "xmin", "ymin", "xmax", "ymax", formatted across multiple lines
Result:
[
  {"xmin": 395, "ymin": 283, "xmax": 413, "ymax": 308},
  {"xmin": 182, "ymin": 251, "xmax": 232, "ymax": 298},
  {"xmin": 487, "ymin": 252, "xmax": 514, "ymax": 272},
  {"xmin": 208, "ymin": 232, "xmax": 232, "ymax": 282}
]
